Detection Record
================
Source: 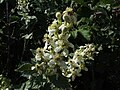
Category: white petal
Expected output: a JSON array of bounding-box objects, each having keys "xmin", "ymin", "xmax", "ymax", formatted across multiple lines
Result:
[
  {"xmin": 44, "ymin": 42, "xmax": 48, "ymax": 50},
  {"xmin": 54, "ymin": 46, "xmax": 62, "ymax": 53},
  {"xmin": 35, "ymin": 54, "xmax": 41, "ymax": 61}
]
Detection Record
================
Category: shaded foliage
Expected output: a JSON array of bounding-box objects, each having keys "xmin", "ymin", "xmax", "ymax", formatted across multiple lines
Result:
[{"xmin": 0, "ymin": 0, "xmax": 120, "ymax": 90}]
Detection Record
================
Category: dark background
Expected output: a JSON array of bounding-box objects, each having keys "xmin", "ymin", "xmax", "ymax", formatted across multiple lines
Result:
[{"xmin": 0, "ymin": 0, "xmax": 120, "ymax": 89}]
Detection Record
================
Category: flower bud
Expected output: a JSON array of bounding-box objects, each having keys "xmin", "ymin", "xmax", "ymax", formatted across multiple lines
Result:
[
  {"xmin": 56, "ymin": 12, "xmax": 61, "ymax": 19},
  {"xmin": 62, "ymin": 13, "xmax": 70, "ymax": 22},
  {"xmin": 65, "ymin": 7, "xmax": 73, "ymax": 13}
]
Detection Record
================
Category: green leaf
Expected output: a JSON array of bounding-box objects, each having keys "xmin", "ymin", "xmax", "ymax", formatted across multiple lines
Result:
[
  {"xmin": 49, "ymin": 74, "xmax": 71, "ymax": 89},
  {"xmin": 16, "ymin": 63, "xmax": 32, "ymax": 72},
  {"xmin": 0, "ymin": 0, "xmax": 4, "ymax": 3},
  {"xmin": 71, "ymin": 30, "xmax": 78, "ymax": 38},
  {"xmin": 23, "ymin": 80, "xmax": 33, "ymax": 90},
  {"xmin": 78, "ymin": 26, "xmax": 91, "ymax": 41},
  {"xmin": 10, "ymin": 16, "xmax": 19, "ymax": 22}
]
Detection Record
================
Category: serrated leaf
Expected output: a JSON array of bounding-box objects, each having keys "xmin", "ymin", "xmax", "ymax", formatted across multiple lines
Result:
[
  {"xmin": 24, "ymin": 81, "xmax": 31, "ymax": 90},
  {"xmin": 78, "ymin": 26, "xmax": 91, "ymax": 41},
  {"xmin": 16, "ymin": 63, "xmax": 32, "ymax": 72},
  {"xmin": 10, "ymin": 16, "xmax": 19, "ymax": 22},
  {"xmin": 71, "ymin": 30, "xmax": 78, "ymax": 38},
  {"xmin": 49, "ymin": 74, "xmax": 71, "ymax": 89}
]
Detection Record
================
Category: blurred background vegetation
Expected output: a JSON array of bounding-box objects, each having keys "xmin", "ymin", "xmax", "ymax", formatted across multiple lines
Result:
[{"xmin": 0, "ymin": 0, "xmax": 120, "ymax": 90}]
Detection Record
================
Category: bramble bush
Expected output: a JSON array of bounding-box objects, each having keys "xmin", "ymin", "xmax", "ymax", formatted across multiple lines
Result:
[
  {"xmin": 0, "ymin": 0, "xmax": 120, "ymax": 90},
  {"xmin": 15, "ymin": 7, "xmax": 101, "ymax": 90}
]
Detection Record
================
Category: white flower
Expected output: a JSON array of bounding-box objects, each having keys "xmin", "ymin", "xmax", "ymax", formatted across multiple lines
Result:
[
  {"xmin": 48, "ymin": 60, "xmax": 56, "ymax": 67},
  {"xmin": 79, "ymin": 46, "xmax": 85, "ymax": 49},
  {"xmin": 51, "ymin": 36, "xmax": 58, "ymax": 41},
  {"xmin": 54, "ymin": 46, "xmax": 62, "ymax": 53},
  {"xmin": 55, "ymin": 40, "xmax": 64, "ymax": 46},
  {"xmin": 61, "ymin": 49, "xmax": 69, "ymax": 57},
  {"xmin": 56, "ymin": 12, "xmax": 61, "ymax": 19},
  {"xmin": 52, "ymin": 19, "xmax": 58, "ymax": 25},
  {"xmin": 59, "ymin": 24, "xmax": 67, "ymax": 31},
  {"xmin": 58, "ymin": 61, "xmax": 67, "ymax": 70},
  {"xmin": 48, "ymin": 45, "xmax": 52, "ymax": 50},
  {"xmin": 31, "ymin": 66, "xmax": 35, "ymax": 70},
  {"xmin": 35, "ymin": 53, "xmax": 41, "ymax": 61},
  {"xmin": 80, "ymin": 52, "xmax": 85, "ymax": 56},
  {"xmin": 62, "ymin": 13, "xmax": 71, "ymax": 22},
  {"xmin": 49, "ymin": 39, "xmax": 56, "ymax": 46},
  {"xmin": 66, "ymin": 73, "xmax": 72, "ymax": 78},
  {"xmin": 5, "ymin": 88, "xmax": 9, "ymax": 90},
  {"xmin": 43, "ymin": 52, "xmax": 52, "ymax": 60},
  {"xmin": 44, "ymin": 41, "xmax": 48, "ymax": 50},
  {"xmin": 33, "ymin": 8, "xmax": 100, "ymax": 81},
  {"xmin": 48, "ymin": 28, "xmax": 56, "ymax": 36}
]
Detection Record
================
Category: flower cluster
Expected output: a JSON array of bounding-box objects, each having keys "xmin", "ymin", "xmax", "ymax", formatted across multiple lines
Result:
[
  {"xmin": 0, "ymin": 75, "xmax": 11, "ymax": 90},
  {"xmin": 64, "ymin": 44, "xmax": 98, "ymax": 80},
  {"xmin": 33, "ymin": 7, "xmax": 99, "ymax": 81},
  {"xmin": 17, "ymin": 0, "xmax": 36, "ymax": 25}
]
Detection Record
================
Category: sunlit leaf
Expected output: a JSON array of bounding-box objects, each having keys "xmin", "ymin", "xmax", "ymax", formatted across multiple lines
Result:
[{"xmin": 16, "ymin": 63, "xmax": 32, "ymax": 72}]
